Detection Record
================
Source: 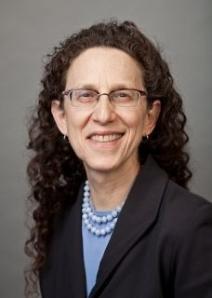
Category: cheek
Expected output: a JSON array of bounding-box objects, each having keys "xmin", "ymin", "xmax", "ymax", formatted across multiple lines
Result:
[
  {"xmin": 66, "ymin": 110, "xmax": 88, "ymax": 135},
  {"xmin": 121, "ymin": 110, "xmax": 146, "ymax": 137},
  {"xmin": 65, "ymin": 111, "xmax": 89, "ymax": 153},
  {"xmin": 123, "ymin": 112, "xmax": 147, "ymax": 154}
]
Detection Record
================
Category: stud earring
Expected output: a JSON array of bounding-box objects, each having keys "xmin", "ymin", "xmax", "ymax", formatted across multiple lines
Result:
[
  {"xmin": 142, "ymin": 134, "xmax": 149, "ymax": 143},
  {"xmin": 63, "ymin": 134, "xmax": 67, "ymax": 140}
]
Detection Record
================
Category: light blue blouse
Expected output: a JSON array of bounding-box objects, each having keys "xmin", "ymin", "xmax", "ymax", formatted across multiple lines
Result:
[{"xmin": 82, "ymin": 210, "xmax": 113, "ymax": 296}]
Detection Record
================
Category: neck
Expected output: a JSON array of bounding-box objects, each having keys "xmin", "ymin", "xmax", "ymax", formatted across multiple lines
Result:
[{"xmin": 84, "ymin": 158, "xmax": 141, "ymax": 211}]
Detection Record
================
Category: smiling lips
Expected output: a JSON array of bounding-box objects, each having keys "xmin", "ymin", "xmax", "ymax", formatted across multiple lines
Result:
[{"xmin": 87, "ymin": 132, "xmax": 124, "ymax": 143}]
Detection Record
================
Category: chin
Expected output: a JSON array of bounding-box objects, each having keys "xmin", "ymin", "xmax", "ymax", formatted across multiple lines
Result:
[{"xmin": 84, "ymin": 159, "xmax": 120, "ymax": 173}]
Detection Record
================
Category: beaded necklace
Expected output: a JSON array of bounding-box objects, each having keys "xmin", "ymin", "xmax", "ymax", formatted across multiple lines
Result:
[{"xmin": 82, "ymin": 180, "xmax": 124, "ymax": 237}]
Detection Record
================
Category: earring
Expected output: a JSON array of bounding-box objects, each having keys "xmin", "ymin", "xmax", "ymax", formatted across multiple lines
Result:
[
  {"xmin": 142, "ymin": 134, "xmax": 149, "ymax": 143},
  {"xmin": 63, "ymin": 134, "xmax": 67, "ymax": 140}
]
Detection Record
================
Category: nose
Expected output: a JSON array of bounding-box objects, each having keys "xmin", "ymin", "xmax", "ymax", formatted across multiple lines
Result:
[{"xmin": 91, "ymin": 94, "xmax": 116, "ymax": 124}]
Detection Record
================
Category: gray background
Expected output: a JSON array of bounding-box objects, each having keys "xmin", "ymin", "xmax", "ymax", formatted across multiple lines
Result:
[{"xmin": 0, "ymin": 0, "xmax": 211, "ymax": 297}]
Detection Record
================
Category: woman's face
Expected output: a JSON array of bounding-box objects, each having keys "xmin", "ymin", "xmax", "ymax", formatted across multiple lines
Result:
[{"xmin": 52, "ymin": 47, "xmax": 160, "ymax": 174}]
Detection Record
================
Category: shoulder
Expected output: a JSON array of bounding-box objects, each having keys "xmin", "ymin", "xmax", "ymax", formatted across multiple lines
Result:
[
  {"xmin": 160, "ymin": 179, "xmax": 212, "ymax": 240},
  {"xmin": 163, "ymin": 179, "xmax": 212, "ymax": 216},
  {"xmin": 157, "ymin": 181, "xmax": 212, "ymax": 294}
]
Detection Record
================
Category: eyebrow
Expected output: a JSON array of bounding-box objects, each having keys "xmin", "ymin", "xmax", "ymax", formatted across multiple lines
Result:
[
  {"xmin": 75, "ymin": 84, "xmax": 99, "ymax": 92},
  {"xmin": 72, "ymin": 83, "xmax": 141, "ymax": 92}
]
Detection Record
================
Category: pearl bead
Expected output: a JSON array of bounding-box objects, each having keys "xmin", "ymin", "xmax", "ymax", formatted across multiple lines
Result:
[
  {"xmin": 102, "ymin": 216, "xmax": 107, "ymax": 223},
  {"xmin": 86, "ymin": 207, "xmax": 91, "ymax": 213},
  {"xmin": 110, "ymin": 222, "xmax": 115, "ymax": 229},
  {"xmin": 91, "ymin": 227, "xmax": 96, "ymax": 233},
  {"xmin": 101, "ymin": 229, "xmax": 106, "ymax": 236},
  {"xmin": 83, "ymin": 202, "xmax": 89, "ymax": 208},
  {"xmin": 84, "ymin": 184, "xmax": 89, "ymax": 191},
  {"xmin": 95, "ymin": 230, "xmax": 100, "ymax": 236},
  {"xmin": 82, "ymin": 213, "xmax": 88, "ymax": 220},
  {"xmin": 116, "ymin": 206, "xmax": 122, "ymax": 212},
  {"xmin": 96, "ymin": 217, "xmax": 101, "ymax": 223},
  {"xmin": 106, "ymin": 214, "xmax": 113, "ymax": 221},
  {"xmin": 105, "ymin": 226, "xmax": 111, "ymax": 233},
  {"xmin": 112, "ymin": 210, "xmax": 118, "ymax": 217},
  {"xmin": 84, "ymin": 191, "xmax": 90, "ymax": 197}
]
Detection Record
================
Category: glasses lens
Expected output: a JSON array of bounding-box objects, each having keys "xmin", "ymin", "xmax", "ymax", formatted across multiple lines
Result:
[
  {"xmin": 111, "ymin": 90, "xmax": 139, "ymax": 107},
  {"xmin": 72, "ymin": 89, "xmax": 97, "ymax": 107}
]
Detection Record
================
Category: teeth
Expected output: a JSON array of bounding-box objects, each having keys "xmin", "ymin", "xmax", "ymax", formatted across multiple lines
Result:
[{"xmin": 90, "ymin": 134, "xmax": 122, "ymax": 142}]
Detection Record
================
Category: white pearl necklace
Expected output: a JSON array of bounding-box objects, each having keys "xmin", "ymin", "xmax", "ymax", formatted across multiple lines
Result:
[{"xmin": 82, "ymin": 180, "xmax": 123, "ymax": 237}]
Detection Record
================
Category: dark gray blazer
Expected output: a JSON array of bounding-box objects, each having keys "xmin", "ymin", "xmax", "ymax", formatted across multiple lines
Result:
[{"xmin": 40, "ymin": 156, "xmax": 212, "ymax": 298}]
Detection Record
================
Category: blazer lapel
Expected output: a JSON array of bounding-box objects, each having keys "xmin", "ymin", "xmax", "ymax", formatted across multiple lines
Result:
[{"xmin": 89, "ymin": 155, "xmax": 169, "ymax": 297}]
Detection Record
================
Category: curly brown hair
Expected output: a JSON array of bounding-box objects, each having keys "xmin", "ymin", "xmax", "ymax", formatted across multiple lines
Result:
[{"xmin": 24, "ymin": 20, "xmax": 192, "ymax": 297}]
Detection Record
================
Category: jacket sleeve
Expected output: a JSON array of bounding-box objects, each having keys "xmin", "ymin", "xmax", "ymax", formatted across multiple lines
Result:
[{"xmin": 173, "ymin": 202, "xmax": 212, "ymax": 298}]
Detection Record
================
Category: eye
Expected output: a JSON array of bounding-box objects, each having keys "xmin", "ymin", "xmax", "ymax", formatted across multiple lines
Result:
[
  {"xmin": 112, "ymin": 90, "xmax": 132, "ymax": 102},
  {"xmin": 76, "ymin": 89, "xmax": 97, "ymax": 103}
]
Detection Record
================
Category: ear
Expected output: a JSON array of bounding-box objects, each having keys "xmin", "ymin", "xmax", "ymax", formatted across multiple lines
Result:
[
  {"xmin": 144, "ymin": 100, "xmax": 161, "ymax": 136},
  {"xmin": 51, "ymin": 100, "xmax": 68, "ymax": 135}
]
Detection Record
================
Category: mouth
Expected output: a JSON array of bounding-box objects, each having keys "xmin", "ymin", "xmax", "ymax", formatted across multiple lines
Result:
[
  {"xmin": 89, "ymin": 133, "xmax": 124, "ymax": 143},
  {"xmin": 86, "ymin": 132, "xmax": 125, "ymax": 146}
]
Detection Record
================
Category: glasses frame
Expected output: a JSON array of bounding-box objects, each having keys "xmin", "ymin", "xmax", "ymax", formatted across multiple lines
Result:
[{"xmin": 62, "ymin": 88, "xmax": 148, "ymax": 108}]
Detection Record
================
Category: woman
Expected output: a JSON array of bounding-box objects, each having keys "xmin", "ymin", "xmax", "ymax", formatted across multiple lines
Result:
[{"xmin": 25, "ymin": 21, "xmax": 212, "ymax": 297}]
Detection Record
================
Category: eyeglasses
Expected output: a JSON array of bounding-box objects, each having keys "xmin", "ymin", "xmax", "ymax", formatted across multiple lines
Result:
[{"xmin": 62, "ymin": 88, "xmax": 148, "ymax": 108}]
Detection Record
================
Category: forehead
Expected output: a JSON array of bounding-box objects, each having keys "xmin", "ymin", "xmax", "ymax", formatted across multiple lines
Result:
[{"xmin": 65, "ymin": 47, "xmax": 144, "ymax": 88}]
